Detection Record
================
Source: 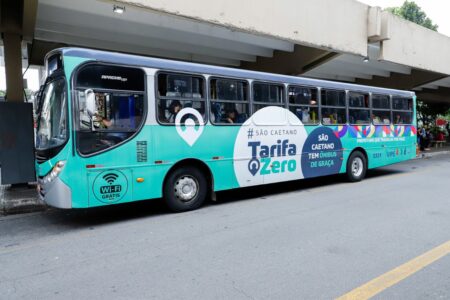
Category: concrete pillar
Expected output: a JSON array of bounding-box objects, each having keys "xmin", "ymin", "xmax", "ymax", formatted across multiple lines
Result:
[{"xmin": 3, "ymin": 33, "xmax": 24, "ymax": 102}]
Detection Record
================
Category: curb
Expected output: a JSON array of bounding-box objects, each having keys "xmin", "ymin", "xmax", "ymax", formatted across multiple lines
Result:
[
  {"xmin": 0, "ymin": 185, "xmax": 47, "ymax": 216},
  {"xmin": 416, "ymin": 150, "xmax": 450, "ymax": 159}
]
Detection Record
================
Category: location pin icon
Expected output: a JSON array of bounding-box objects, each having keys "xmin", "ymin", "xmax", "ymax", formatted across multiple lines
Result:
[
  {"xmin": 248, "ymin": 158, "xmax": 260, "ymax": 176},
  {"xmin": 175, "ymin": 108, "xmax": 204, "ymax": 147}
]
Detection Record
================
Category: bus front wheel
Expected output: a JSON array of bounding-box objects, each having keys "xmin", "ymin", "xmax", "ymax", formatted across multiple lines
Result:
[
  {"xmin": 346, "ymin": 151, "xmax": 367, "ymax": 182},
  {"xmin": 163, "ymin": 166, "xmax": 207, "ymax": 212}
]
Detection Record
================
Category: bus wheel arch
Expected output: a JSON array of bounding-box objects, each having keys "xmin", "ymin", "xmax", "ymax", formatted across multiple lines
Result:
[
  {"xmin": 162, "ymin": 159, "xmax": 213, "ymax": 212},
  {"xmin": 346, "ymin": 148, "xmax": 368, "ymax": 182}
]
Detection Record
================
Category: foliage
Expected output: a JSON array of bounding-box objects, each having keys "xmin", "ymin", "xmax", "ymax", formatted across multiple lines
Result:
[
  {"xmin": 386, "ymin": 1, "xmax": 438, "ymax": 31},
  {"xmin": 416, "ymin": 100, "xmax": 450, "ymax": 126}
]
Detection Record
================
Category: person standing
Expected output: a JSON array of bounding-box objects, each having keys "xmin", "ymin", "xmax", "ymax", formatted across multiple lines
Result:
[{"xmin": 419, "ymin": 126, "xmax": 426, "ymax": 151}]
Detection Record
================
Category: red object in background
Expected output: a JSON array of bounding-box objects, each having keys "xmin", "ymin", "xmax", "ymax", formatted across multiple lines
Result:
[{"xmin": 436, "ymin": 118, "xmax": 447, "ymax": 126}]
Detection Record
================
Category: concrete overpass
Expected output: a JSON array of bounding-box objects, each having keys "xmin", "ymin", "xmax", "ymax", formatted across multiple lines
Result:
[{"xmin": 1, "ymin": 0, "xmax": 450, "ymax": 105}]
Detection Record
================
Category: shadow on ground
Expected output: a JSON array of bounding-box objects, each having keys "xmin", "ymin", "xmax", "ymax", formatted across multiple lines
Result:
[{"xmin": 25, "ymin": 167, "xmax": 404, "ymax": 230}]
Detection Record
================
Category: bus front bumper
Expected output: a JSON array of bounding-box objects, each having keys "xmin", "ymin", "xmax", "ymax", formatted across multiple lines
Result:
[{"xmin": 37, "ymin": 177, "xmax": 72, "ymax": 209}]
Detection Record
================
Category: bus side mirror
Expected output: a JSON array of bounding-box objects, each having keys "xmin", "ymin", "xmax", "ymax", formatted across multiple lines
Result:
[{"xmin": 35, "ymin": 84, "xmax": 45, "ymax": 117}]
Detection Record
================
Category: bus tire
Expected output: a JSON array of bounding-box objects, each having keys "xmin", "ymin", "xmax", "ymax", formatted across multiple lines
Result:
[
  {"xmin": 346, "ymin": 151, "xmax": 367, "ymax": 182},
  {"xmin": 163, "ymin": 166, "xmax": 207, "ymax": 212}
]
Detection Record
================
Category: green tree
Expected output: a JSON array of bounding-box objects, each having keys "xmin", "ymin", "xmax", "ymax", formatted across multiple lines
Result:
[
  {"xmin": 386, "ymin": 1, "xmax": 438, "ymax": 31},
  {"xmin": 416, "ymin": 100, "xmax": 450, "ymax": 126}
]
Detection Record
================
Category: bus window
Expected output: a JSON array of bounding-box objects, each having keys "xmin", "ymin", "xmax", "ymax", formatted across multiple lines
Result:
[
  {"xmin": 392, "ymin": 96, "xmax": 413, "ymax": 124},
  {"xmin": 157, "ymin": 73, "xmax": 206, "ymax": 124},
  {"xmin": 75, "ymin": 64, "xmax": 146, "ymax": 155},
  {"xmin": 392, "ymin": 97, "xmax": 412, "ymax": 110},
  {"xmin": 393, "ymin": 111, "xmax": 412, "ymax": 124},
  {"xmin": 288, "ymin": 86, "xmax": 318, "ymax": 125},
  {"xmin": 372, "ymin": 94, "xmax": 390, "ymax": 109},
  {"xmin": 372, "ymin": 94, "xmax": 391, "ymax": 125},
  {"xmin": 321, "ymin": 89, "xmax": 346, "ymax": 124},
  {"xmin": 252, "ymin": 82, "xmax": 284, "ymax": 113},
  {"xmin": 78, "ymin": 91, "xmax": 144, "ymax": 131},
  {"xmin": 348, "ymin": 91, "xmax": 370, "ymax": 124},
  {"xmin": 210, "ymin": 78, "xmax": 249, "ymax": 124}
]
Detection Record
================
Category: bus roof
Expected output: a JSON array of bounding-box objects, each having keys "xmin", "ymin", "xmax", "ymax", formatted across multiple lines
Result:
[{"xmin": 58, "ymin": 47, "xmax": 415, "ymax": 98}]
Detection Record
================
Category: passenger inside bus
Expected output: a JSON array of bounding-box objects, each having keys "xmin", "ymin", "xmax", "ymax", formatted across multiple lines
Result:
[
  {"xmin": 224, "ymin": 109, "xmax": 237, "ymax": 123},
  {"xmin": 167, "ymin": 100, "xmax": 182, "ymax": 123},
  {"xmin": 210, "ymin": 102, "xmax": 248, "ymax": 124},
  {"xmin": 372, "ymin": 114, "xmax": 381, "ymax": 124},
  {"xmin": 349, "ymin": 110, "xmax": 370, "ymax": 124},
  {"xmin": 372, "ymin": 112, "xmax": 390, "ymax": 125}
]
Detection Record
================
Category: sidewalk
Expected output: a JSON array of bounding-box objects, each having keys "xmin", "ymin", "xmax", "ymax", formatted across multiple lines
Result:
[
  {"xmin": 0, "ymin": 170, "xmax": 47, "ymax": 215},
  {"xmin": 416, "ymin": 144, "xmax": 450, "ymax": 159}
]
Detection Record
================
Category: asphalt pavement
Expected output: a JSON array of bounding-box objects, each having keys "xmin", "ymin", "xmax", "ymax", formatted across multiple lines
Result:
[{"xmin": 1, "ymin": 154, "xmax": 449, "ymax": 299}]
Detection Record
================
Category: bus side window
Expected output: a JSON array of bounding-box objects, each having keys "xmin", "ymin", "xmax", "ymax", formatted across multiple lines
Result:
[
  {"xmin": 210, "ymin": 78, "xmax": 249, "ymax": 125},
  {"xmin": 75, "ymin": 64, "xmax": 146, "ymax": 155},
  {"xmin": 321, "ymin": 89, "xmax": 346, "ymax": 125},
  {"xmin": 348, "ymin": 92, "xmax": 370, "ymax": 125},
  {"xmin": 157, "ymin": 73, "xmax": 206, "ymax": 124},
  {"xmin": 392, "ymin": 96, "xmax": 413, "ymax": 124},
  {"xmin": 372, "ymin": 94, "xmax": 391, "ymax": 125},
  {"xmin": 288, "ymin": 86, "xmax": 318, "ymax": 125},
  {"xmin": 252, "ymin": 82, "xmax": 284, "ymax": 113}
]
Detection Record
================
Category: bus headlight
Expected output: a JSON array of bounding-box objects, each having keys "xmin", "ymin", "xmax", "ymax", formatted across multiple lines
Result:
[{"xmin": 43, "ymin": 160, "xmax": 66, "ymax": 184}]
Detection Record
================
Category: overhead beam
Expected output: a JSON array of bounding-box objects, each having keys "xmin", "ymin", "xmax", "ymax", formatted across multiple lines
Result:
[
  {"xmin": 27, "ymin": 39, "xmax": 66, "ymax": 66},
  {"xmin": 416, "ymin": 87, "xmax": 450, "ymax": 104},
  {"xmin": 241, "ymin": 44, "xmax": 338, "ymax": 75},
  {"xmin": 306, "ymin": 69, "xmax": 373, "ymax": 80},
  {"xmin": 420, "ymin": 77, "xmax": 450, "ymax": 89},
  {"xmin": 356, "ymin": 69, "xmax": 447, "ymax": 90},
  {"xmin": 32, "ymin": 34, "xmax": 241, "ymax": 67},
  {"xmin": 116, "ymin": 0, "xmax": 369, "ymax": 56},
  {"xmin": 35, "ymin": 30, "xmax": 251, "ymax": 61},
  {"xmin": 37, "ymin": 3, "xmax": 290, "ymax": 55},
  {"xmin": 315, "ymin": 60, "xmax": 391, "ymax": 78},
  {"xmin": 334, "ymin": 55, "xmax": 411, "ymax": 75},
  {"xmin": 304, "ymin": 72, "xmax": 356, "ymax": 82}
]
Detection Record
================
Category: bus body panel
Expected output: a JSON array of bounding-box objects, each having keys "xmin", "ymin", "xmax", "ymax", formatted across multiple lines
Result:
[{"xmin": 36, "ymin": 48, "xmax": 417, "ymax": 209}]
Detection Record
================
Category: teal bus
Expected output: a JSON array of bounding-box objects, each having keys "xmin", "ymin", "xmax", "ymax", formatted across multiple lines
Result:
[{"xmin": 36, "ymin": 48, "xmax": 416, "ymax": 212}]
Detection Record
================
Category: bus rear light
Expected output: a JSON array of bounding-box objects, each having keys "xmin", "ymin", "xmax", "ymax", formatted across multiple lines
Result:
[{"xmin": 136, "ymin": 177, "xmax": 145, "ymax": 183}]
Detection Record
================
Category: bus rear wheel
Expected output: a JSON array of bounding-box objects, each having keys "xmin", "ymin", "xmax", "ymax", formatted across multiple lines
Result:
[
  {"xmin": 163, "ymin": 166, "xmax": 207, "ymax": 212},
  {"xmin": 346, "ymin": 151, "xmax": 367, "ymax": 182}
]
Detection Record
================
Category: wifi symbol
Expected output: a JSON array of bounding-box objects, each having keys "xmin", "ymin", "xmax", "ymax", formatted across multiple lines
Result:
[{"xmin": 103, "ymin": 173, "xmax": 118, "ymax": 184}]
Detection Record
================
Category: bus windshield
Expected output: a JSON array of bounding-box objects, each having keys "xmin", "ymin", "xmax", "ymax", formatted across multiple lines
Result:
[{"xmin": 36, "ymin": 78, "xmax": 68, "ymax": 151}]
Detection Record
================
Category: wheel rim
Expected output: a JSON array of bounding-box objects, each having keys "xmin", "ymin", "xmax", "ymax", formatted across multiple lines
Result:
[
  {"xmin": 174, "ymin": 175, "xmax": 199, "ymax": 202},
  {"xmin": 351, "ymin": 157, "xmax": 364, "ymax": 177}
]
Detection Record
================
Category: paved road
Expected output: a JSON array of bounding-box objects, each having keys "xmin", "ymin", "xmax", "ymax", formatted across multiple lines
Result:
[{"xmin": 1, "ymin": 155, "xmax": 449, "ymax": 299}]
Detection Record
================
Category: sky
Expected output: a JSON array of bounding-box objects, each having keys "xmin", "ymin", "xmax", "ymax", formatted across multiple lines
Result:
[
  {"xmin": 1, "ymin": 0, "xmax": 449, "ymax": 92},
  {"xmin": 357, "ymin": 0, "xmax": 450, "ymax": 37},
  {"xmin": 0, "ymin": 66, "xmax": 40, "ymax": 92}
]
